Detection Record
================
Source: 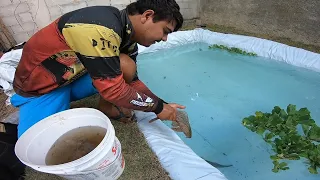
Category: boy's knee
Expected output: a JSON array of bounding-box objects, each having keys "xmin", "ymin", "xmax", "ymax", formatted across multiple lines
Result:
[{"xmin": 119, "ymin": 53, "xmax": 136, "ymax": 83}]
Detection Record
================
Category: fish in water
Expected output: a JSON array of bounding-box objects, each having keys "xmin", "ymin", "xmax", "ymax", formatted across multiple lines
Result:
[
  {"xmin": 170, "ymin": 110, "xmax": 192, "ymax": 138},
  {"xmin": 149, "ymin": 110, "xmax": 192, "ymax": 138},
  {"xmin": 202, "ymin": 157, "xmax": 233, "ymax": 168}
]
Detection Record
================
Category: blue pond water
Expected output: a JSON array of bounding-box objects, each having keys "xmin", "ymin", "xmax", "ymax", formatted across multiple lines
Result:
[{"xmin": 136, "ymin": 42, "xmax": 320, "ymax": 180}]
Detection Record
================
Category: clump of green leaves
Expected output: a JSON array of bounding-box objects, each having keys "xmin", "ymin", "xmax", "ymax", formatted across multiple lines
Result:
[
  {"xmin": 209, "ymin": 44, "xmax": 257, "ymax": 56},
  {"xmin": 242, "ymin": 104, "xmax": 320, "ymax": 174}
]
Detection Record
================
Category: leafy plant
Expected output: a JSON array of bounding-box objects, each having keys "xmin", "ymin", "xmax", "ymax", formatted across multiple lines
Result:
[
  {"xmin": 208, "ymin": 44, "xmax": 257, "ymax": 56},
  {"xmin": 242, "ymin": 104, "xmax": 320, "ymax": 174}
]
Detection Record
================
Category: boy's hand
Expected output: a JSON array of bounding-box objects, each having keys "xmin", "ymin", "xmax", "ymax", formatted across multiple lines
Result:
[{"xmin": 156, "ymin": 103, "xmax": 186, "ymax": 122}]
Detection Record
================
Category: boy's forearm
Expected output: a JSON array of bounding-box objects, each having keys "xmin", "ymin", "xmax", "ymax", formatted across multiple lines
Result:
[{"xmin": 129, "ymin": 79, "xmax": 168, "ymax": 104}]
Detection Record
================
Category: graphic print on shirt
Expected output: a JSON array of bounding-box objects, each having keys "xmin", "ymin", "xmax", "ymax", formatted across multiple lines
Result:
[
  {"xmin": 130, "ymin": 93, "xmax": 155, "ymax": 107},
  {"xmin": 63, "ymin": 23, "xmax": 121, "ymax": 58},
  {"xmin": 41, "ymin": 50, "xmax": 86, "ymax": 86}
]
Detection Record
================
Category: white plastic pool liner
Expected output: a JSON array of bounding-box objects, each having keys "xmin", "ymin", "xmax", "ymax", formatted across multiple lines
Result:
[{"xmin": 134, "ymin": 29, "xmax": 320, "ymax": 180}]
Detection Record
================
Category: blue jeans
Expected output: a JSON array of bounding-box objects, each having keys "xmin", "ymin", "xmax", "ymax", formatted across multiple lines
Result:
[{"xmin": 10, "ymin": 74, "xmax": 98, "ymax": 137}]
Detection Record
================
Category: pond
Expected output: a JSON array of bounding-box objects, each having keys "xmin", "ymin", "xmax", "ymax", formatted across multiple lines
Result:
[{"xmin": 137, "ymin": 42, "xmax": 320, "ymax": 180}]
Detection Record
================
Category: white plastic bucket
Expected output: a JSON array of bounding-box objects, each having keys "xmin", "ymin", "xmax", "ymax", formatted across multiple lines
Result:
[{"xmin": 15, "ymin": 108, "xmax": 125, "ymax": 180}]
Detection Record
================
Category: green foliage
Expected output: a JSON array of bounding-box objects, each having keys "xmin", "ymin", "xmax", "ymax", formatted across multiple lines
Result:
[
  {"xmin": 272, "ymin": 161, "xmax": 289, "ymax": 173},
  {"xmin": 242, "ymin": 104, "xmax": 320, "ymax": 174},
  {"xmin": 208, "ymin": 44, "xmax": 257, "ymax": 56}
]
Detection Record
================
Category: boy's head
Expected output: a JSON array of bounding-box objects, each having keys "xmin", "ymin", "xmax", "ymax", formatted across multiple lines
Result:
[{"xmin": 127, "ymin": 0, "xmax": 183, "ymax": 47}]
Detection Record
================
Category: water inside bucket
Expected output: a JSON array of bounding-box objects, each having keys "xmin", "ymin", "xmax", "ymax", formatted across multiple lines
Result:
[{"xmin": 45, "ymin": 126, "xmax": 106, "ymax": 165}]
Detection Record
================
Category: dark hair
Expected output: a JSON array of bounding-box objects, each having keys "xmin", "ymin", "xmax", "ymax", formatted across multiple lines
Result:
[{"xmin": 127, "ymin": 0, "xmax": 183, "ymax": 31}]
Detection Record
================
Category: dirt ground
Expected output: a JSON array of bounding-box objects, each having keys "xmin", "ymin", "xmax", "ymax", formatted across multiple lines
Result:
[
  {"xmin": 0, "ymin": 92, "xmax": 170, "ymax": 180},
  {"xmin": 0, "ymin": 91, "xmax": 18, "ymax": 122}
]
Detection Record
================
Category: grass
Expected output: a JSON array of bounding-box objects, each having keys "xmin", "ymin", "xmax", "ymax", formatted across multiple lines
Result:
[{"xmin": 182, "ymin": 23, "xmax": 320, "ymax": 54}]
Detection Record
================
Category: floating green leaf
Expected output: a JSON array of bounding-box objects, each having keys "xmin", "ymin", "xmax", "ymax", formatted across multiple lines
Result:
[
  {"xmin": 308, "ymin": 126, "xmax": 320, "ymax": 142},
  {"xmin": 272, "ymin": 167, "xmax": 279, "ymax": 173},
  {"xmin": 285, "ymin": 154, "xmax": 300, "ymax": 160},
  {"xmin": 279, "ymin": 162, "xmax": 288, "ymax": 168},
  {"xmin": 265, "ymin": 132, "xmax": 274, "ymax": 140},
  {"xmin": 272, "ymin": 161, "xmax": 290, "ymax": 172},
  {"xmin": 287, "ymin": 104, "xmax": 297, "ymax": 115},
  {"xmin": 302, "ymin": 124, "xmax": 311, "ymax": 136},
  {"xmin": 272, "ymin": 106, "xmax": 282, "ymax": 114},
  {"xmin": 309, "ymin": 166, "xmax": 318, "ymax": 174},
  {"xmin": 256, "ymin": 127, "xmax": 266, "ymax": 135},
  {"xmin": 299, "ymin": 152, "xmax": 308, "ymax": 158},
  {"xmin": 279, "ymin": 109, "xmax": 287, "ymax": 118},
  {"xmin": 270, "ymin": 155, "xmax": 278, "ymax": 160},
  {"xmin": 300, "ymin": 119, "xmax": 315, "ymax": 126},
  {"xmin": 255, "ymin": 111, "xmax": 264, "ymax": 118},
  {"xmin": 242, "ymin": 104, "xmax": 320, "ymax": 174}
]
